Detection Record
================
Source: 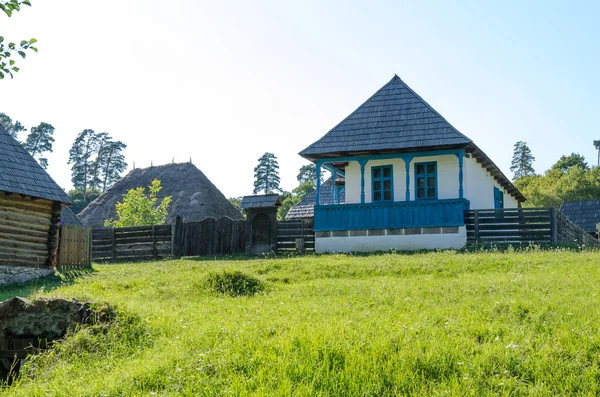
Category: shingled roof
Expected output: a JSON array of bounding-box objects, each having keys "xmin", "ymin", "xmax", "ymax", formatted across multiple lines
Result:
[
  {"xmin": 299, "ymin": 75, "xmax": 525, "ymax": 202},
  {"xmin": 0, "ymin": 125, "xmax": 71, "ymax": 204},
  {"xmin": 240, "ymin": 194, "xmax": 281, "ymax": 209},
  {"xmin": 286, "ymin": 178, "xmax": 344, "ymax": 220},
  {"xmin": 560, "ymin": 200, "xmax": 600, "ymax": 233}
]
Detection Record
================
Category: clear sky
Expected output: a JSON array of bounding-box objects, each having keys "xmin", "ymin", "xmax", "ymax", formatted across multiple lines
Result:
[{"xmin": 2, "ymin": 0, "xmax": 599, "ymax": 199}]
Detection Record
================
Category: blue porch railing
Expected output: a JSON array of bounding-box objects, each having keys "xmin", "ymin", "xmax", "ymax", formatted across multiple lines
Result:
[{"xmin": 314, "ymin": 198, "xmax": 470, "ymax": 231}]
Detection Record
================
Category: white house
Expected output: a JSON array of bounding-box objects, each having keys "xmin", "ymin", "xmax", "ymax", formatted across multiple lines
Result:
[{"xmin": 299, "ymin": 75, "xmax": 525, "ymax": 253}]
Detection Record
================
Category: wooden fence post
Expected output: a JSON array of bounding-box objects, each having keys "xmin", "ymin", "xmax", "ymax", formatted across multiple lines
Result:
[
  {"xmin": 473, "ymin": 210, "xmax": 479, "ymax": 244},
  {"xmin": 550, "ymin": 207, "xmax": 558, "ymax": 245},
  {"xmin": 172, "ymin": 215, "xmax": 183, "ymax": 257},
  {"xmin": 152, "ymin": 225, "xmax": 157, "ymax": 260},
  {"xmin": 111, "ymin": 228, "xmax": 116, "ymax": 262}
]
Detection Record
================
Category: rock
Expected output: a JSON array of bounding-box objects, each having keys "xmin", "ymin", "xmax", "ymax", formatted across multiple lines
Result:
[
  {"xmin": 0, "ymin": 266, "xmax": 54, "ymax": 287},
  {"xmin": 0, "ymin": 297, "xmax": 97, "ymax": 341}
]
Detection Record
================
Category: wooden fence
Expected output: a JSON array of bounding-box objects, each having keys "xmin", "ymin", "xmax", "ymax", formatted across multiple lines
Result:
[
  {"xmin": 465, "ymin": 207, "xmax": 600, "ymax": 247},
  {"xmin": 172, "ymin": 216, "xmax": 246, "ymax": 257},
  {"xmin": 57, "ymin": 225, "xmax": 92, "ymax": 269},
  {"xmin": 277, "ymin": 221, "xmax": 314, "ymax": 253},
  {"xmin": 91, "ymin": 225, "xmax": 172, "ymax": 262}
]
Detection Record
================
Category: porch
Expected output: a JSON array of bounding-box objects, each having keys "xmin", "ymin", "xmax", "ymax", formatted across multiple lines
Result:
[{"xmin": 314, "ymin": 198, "xmax": 470, "ymax": 232}]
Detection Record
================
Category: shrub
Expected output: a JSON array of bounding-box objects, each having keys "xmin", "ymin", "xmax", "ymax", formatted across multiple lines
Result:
[{"xmin": 204, "ymin": 270, "xmax": 264, "ymax": 297}]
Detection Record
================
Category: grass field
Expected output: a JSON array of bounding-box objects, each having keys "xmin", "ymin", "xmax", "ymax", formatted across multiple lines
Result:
[{"xmin": 3, "ymin": 249, "xmax": 600, "ymax": 396}]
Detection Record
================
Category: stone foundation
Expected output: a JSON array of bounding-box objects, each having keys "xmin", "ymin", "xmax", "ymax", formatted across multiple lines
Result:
[{"xmin": 0, "ymin": 266, "xmax": 54, "ymax": 287}]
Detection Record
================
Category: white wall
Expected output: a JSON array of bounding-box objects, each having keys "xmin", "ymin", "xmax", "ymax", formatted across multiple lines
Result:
[
  {"xmin": 342, "ymin": 154, "xmax": 519, "ymax": 209},
  {"xmin": 463, "ymin": 156, "xmax": 518, "ymax": 209},
  {"xmin": 316, "ymin": 227, "xmax": 467, "ymax": 253}
]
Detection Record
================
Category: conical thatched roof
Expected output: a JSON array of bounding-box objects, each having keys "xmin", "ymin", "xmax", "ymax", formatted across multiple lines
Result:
[{"xmin": 78, "ymin": 162, "xmax": 243, "ymax": 227}]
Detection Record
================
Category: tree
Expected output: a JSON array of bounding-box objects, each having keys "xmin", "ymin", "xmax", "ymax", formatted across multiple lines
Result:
[
  {"xmin": 1, "ymin": 1, "xmax": 38, "ymax": 79},
  {"xmin": 22, "ymin": 121, "xmax": 54, "ymax": 169},
  {"xmin": 551, "ymin": 153, "xmax": 588, "ymax": 173},
  {"xmin": 278, "ymin": 191, "xmax": 300, "ymax": 221},
  {"xmin": 293, "ymin": 181, "xmax": 315, "ymax": 201},
  {"xmin": 68, "ymin": 129, "xmax": 101, "ymax": 203},
  {"xmin": 97, "ymin": 139, "xmax": 127, "ymax": 192},
  {"xmin": 228, "ymin": 196, "xmax": 242, "ymax": 211},
  {"xmin": 253, "ymin": 152, "xmax": 281, "ymax": 194},
  {"xmin": 297, "ymin": 164, "xmax": 319, "ymax": 185},
  {"xmin": 510, "ymin": 141, "xmax": 535, "ymax": 179},
  {"xmin": 104, "ymin": 179, "xmax": 171, "ymax": 228},
  {"xmin": 594, "ymin": 140, "xmax": 600, "ymax": 166},
  {"xmin": 67, "ymin": 188, "xmax": 101, "ymax": 214},
  {"xmin": 0, "ymin": 112, "xmax": 25, "ymax": 139}
]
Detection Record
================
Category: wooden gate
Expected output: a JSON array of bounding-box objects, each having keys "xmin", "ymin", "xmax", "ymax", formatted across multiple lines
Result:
[
  {"xmin": 57, "ymin": 225, "xmax": 92, "ymax": 269},
  {"xmin": 277, "ymin": 221, "xmax": 314, "ymax": 253}
]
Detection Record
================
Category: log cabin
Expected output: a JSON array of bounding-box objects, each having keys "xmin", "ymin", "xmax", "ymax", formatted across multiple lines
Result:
[{"xmin": 0, "ymin": 125, "xmax": 72, "ymax": 268}]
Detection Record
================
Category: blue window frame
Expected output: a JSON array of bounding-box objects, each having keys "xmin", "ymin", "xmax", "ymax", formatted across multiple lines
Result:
[
  {"xmin": 415, "ymin": 162, "xmax": 437, "ymax": 200},
  {"xmin": 494, "ymin": 186, "xmax": 504, "ymax": 209},
  {"xmin": 371, "ymin": 165, "xmax": 393, "ymax": 202}
]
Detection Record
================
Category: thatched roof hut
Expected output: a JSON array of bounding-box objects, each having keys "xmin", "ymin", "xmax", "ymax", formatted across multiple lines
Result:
[{"xmin": 78, "ymin": 163, "xmax": 243, "ymax": 227}]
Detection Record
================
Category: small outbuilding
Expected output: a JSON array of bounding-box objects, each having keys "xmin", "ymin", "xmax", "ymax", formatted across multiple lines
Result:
[
  {"xmin": 78, "ymin": 162, "xmax": 243, "ymax": 227},
  {"xmin": 240, "ymin": 194, "xmax": 281, "ymax": 254},
  {"xmin": 0, "ymin": 125, "xmax": 72, "ymax": 268}
]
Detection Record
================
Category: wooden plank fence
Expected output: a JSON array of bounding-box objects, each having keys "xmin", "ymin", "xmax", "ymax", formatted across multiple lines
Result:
[
  {"xmin": 92, "ymin": 225, "xmax": 172, "ymax": 262},
  {"xmin": 277, "ymin": 221, "xmax": 314, "ymax": 253},
  {"xmin": 57, "ymin": 225, "xmax": 92, "ymax": 269},
  {"xmin": 173, "ymin": 216, "xmax": 246, "ymax": 257},
  {"xmin": 465, "ymin": 207, "xmax": 600, "ymax": 248}
]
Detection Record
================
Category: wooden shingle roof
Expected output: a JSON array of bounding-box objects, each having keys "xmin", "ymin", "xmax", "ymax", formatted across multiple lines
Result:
[
  {"xmin": 240, "ymin": 194, "xmax": 281, "ymax": 209},
  {"xmin": 299, "ymin": 75, "xmax": 525, "ymax": 203},
  {"xmin": 560, "ymin": 200, "xmax": 600, "ymax": 233},
  {"xmin": 299, "ymin": 75, "xmax": 471, "ymax": 158},
  {"xmin": 0, "ymin": 125, "xmax": 71, "ymax": 204},
  {"xmin": 286, "ymin": 178, "xmax": 344, "ymax": 220}
]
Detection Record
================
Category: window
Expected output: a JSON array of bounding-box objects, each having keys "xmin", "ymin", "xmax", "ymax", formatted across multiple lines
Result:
[
  {"xmin": 494, "ymin": 186, "xmax": 504, "ymax": 209},
  {"xmin": 415, "ymin": 162, "xmax": 437, "ymax": 200},
  {"xmin": 371, "ymin": 165, "xmax": 393, "ymax": 202}
]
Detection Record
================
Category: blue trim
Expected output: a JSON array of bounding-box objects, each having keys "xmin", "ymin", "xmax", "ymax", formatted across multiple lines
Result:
[
  {"xmin": 323, "ymin": 164, "xmax": 345, "ymax": 178},
  {"xmin": 317, "ymin": 149, "xmax": 464, "ymax": 166},
  {"xmin": 404, "ymin": 156, "xmax": 413, "ymax": 201},
  {"xmin": 314, "ymin": 198, "xmax": 470, "ymax": 231},
  {"xmin": 371, "ymin": 165, "xmax": 394, "ymax": 202},
  {"xmin": 315, "ymin": 161, "xmax": 322, "ymax": 205},
  {"xmin": 358, "ymin": 159, "xmax": 368, "ymax": 204},
  {"xmin": 414, "ymin": 161, "xmax": 438, "ymax": 200},
  {"xmin": 456, "ymin": 151, "xmax": 464, "ymax": 199},
  {"xmin": 330, "ymin": 169, "xmax": 337, "ymax": 205}
]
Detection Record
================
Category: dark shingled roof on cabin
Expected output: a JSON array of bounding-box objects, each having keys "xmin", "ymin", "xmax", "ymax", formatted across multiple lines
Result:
[
  {"xmin": 299, "ymin": 75, "xmax": 525, "ymax": 202},
  {"xmin": 0, "ymin": 125, "xmax": 71, "ymax": 204},
  {"xmin": 240, "ymin": 194, "xmax": 281, "ymax": 209},
  {"xmin": 60, "ymin": 207, "xmax": 83, "ymax": 226},
  {"xmin": 286, "ymin": 178, "xmax": 344, "ymax": 220},
  {"xmin": 560, "ymin": 200, "xmax": 600, "ymax": 233}
]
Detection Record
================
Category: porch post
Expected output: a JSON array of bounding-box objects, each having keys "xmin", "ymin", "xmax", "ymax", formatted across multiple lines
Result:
[
  {"xmin": 330, "ymin": 169, "xmax": 337, "ymax": 204},
  {"xmin": 404, "ymin": 156, "xmax": 413, "ymax": 201},
  {"xmin": 358, "ymin": 159, "xmax": 368, "ymax": 204},
  {"xmin": 457, "ymin": 151, "xmax": 464, "ymax": 199},
  {"xmin": 316, "ymin": 160, "xmax": 322, "ymax": 205}
]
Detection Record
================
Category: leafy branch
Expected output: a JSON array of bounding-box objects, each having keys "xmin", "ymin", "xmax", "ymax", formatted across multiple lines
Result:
[{"xmin": 0, "ymin": 0, "xmax": 37, "ymax": 79}]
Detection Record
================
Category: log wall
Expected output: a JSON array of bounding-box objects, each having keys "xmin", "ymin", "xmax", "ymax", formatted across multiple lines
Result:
[{"xmin": 0, "ymin": 194, "xmax": 53, "ymax": 268}]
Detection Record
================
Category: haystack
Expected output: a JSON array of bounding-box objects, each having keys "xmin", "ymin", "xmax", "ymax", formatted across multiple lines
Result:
[{"xmin": 78, "ymin": 163, "xmax": 243, "ymax": 227}]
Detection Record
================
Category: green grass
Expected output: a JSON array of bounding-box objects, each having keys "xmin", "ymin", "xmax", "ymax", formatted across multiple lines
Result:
[{"xmin": 3, "ymin": 249, "xmax": 600, "ymax": 396}]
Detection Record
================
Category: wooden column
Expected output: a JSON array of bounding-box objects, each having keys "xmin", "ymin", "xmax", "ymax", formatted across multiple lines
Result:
[
  {"xmin": 457, "ymin": 151, "xmax": 464, "ymax": 199},
  {"xmin": 330, "ymin": 169, "xmax": 337, "ymax": 204},
  {"xmin": 358, "ymin": 159, "xmax": 368, "ymax": 204},
  {"xmin": 316, "ymin": 161, "xmax": 322, "ymax": 206},
  {"xmin": 404, "ymin": 156, "xmax": 413, "ymax": 201}
]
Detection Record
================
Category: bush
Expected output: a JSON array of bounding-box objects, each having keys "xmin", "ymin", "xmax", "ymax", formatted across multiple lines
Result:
[{"xmin": 204, "ymin": 271, "xmax": 264, "ymax": 297}]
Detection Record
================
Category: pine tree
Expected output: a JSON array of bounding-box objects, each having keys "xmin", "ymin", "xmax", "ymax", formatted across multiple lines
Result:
[
  {"xmin": 253, "ymin": 152, "xmax": 282, "ymax": 194},
  {"xmin": 98, "ymin": 139, "xmax": 127, "ymax": 192},
  {"xmin": 22, "ymin": 122, "xmax": 55, "ymax": 169},
  {"xmin": 594, "ymin": 140, "xmax": 600, "ymax": 167},
  {"xmin": 89, "ymin": 132, "xmax": 109, "ymax": 191},
  {"xmin": 0, "ymin": 112, "xmax": 26, "ymax": 140},
  {"xmin": 510, "ymin": 141, "xmax": 536, "ymax": 179},
  {"xmin": 68, "ymin": 129, "xmax": 101, "ymax": 202}
]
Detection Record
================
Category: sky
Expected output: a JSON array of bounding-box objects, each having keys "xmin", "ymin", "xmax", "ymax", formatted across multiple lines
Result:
[{"xmin": 2, "ymin": 0, "xmax": 599, "ymax": 199}]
